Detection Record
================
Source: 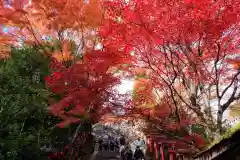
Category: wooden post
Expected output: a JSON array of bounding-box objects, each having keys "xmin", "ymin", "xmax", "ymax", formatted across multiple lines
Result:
[
  {"xmin": 149, "ymin": 136, "xmax": 153, "ymax": 153},
  {"xmin": 168, "ymin": 143, "xmax": 176, "ymax": 160},
  {"xmin": 154, "ymin": 141, "xmax": 159, "ymax": 160},
  {"xmin": 169, "ymin": 151, "xmax": 174, "ymax": 160},
  {"xmin": 147, "ymin": 136, "xmax": 151, "ymax": 152},
  {"xmin": 176, "ymin": 153, "xmax": 183, "ymax": 160},
  {"xmin": 159, "ymin": 143, "xmax": 165, "ymax": 160},
  {"xmin": 180, "ymin": 154, "xmax": 184, "ymax": 160}
]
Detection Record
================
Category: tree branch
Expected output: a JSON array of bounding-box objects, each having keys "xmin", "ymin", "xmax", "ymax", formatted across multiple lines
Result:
[
  {"xmin": 214, "ymin": 43, "xmax": 221, "ymax": 99},
  {"xmin": 220, "ymin": 70, "xmax": 240, "ymax": 99},
  {"xmin": 71, "ymin": 123, "xmax": 82, "ymax": 144},
  {"xmin": 222, "ymin": 86, "xmax": 238, "ymax": 112}
]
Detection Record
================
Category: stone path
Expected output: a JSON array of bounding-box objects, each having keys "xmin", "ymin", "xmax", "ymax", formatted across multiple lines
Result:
[
  {"xmin": 90, "ymin": 150, "xmax": 119, "ymax": 160},
  {"xmin": 90, "ymin": 142, "xmax": 120, "ymax": 160},
  {"xmin": 96, "ymin": 151, "xmax": 120, "ymax": 160}
]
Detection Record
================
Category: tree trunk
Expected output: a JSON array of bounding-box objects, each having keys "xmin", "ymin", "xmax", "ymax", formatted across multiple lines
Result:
[
  {"xmin": 83, "ymin": 121, "xmax": 92, "ymax": 133},
  {"xmin": 217, "ymin": 108, "xmax": 223, "ymax": 134}
]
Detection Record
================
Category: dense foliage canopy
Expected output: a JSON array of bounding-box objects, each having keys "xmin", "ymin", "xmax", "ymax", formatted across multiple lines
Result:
[{"xmin": 0, "ymin": 0, "xmax": 239, "ymax": 157}]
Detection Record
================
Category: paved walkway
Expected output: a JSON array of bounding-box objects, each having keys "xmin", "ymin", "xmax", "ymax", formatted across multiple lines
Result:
[
  {"xmin": 89, "ymin": 142, "xmax": 149, "ymax": 160},
  {"xmin": 96, "ymin": 151, "xmax": 120, "ymax": 160},
  {"xmin": 90, "ymin": 142, "xmax": 120, "ymax": 160},
  {"xmin": 90, "ymin": 150, "xmax": 119, "ymax": 160}
]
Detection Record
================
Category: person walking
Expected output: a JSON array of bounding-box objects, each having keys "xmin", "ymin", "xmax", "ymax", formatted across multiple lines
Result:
[
  {"xmin": 135, "ymin": 137, "xmax": 144, "ymax": 148},
  {"xmin": 133, "ymin": 146, "xmax": 145, "ymax": 160},
  {"xmin": 124, "ymin": 145, "xmax": 133, "ymax": 160},
  {"xmin": 103, "ymin": 135, "xmax": 109, "ymax": 151},
  {"xmin": 98, "ymin": 138, "xmax": 103, "ymax": 151},
  {"xmin": 115, "ymin": 138, "xmax": 119, "ymax": 152},
  {"xmin": 109, "ymin": 137, "xmax": 115, "ymax": 152},
  {"xmin": 119, "ymin": 136, "xmax": 126, "ymax": 146},
  {"xmin": 120, "ymin": 145, "xmax": 126, "ymax": 160},
  {"xmin": 135, "ymin": 137, "xmax": 146, "ymax": 154}
]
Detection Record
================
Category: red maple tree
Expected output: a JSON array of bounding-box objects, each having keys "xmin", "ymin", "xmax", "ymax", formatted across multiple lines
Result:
[
  {"xmin": 101, "ymin": 0, "xmax": 240, "ymax": 134},
  {"xmin": 2, "ymin": 0, "xmax": 239, "ymax": 154},
  {"xmin": 45, "ymin": 48, "xmax": 132, "ymax": 127}
]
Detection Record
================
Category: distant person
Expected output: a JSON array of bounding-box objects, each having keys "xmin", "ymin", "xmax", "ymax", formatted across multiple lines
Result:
[
  {"xmin": 134, "ymin": 146, "xmax": 145, "ymax": 160},
  {"xmin": 120, "ymin": 145, "xmax": 127, "ymax": 160},
  {"xmin": 110, "ymin": 138, "xmax": 115, "ymax": 151},
  {"xmin": 142, "ymin": 139, "xmax": 145, "ymax": 145},
  {"xmin": 135, "ymin": 137, "xmax": 144, "ymax": 148},
  {"xmin": 124, "ymin": 145, "xmax": 133, "ymax": 160},
  {"xmin": 103, "ymin": 135, "xmax": 109, "ymax": 151},
  {"xmin": 120, "ymin": 136, "xmax": 125, "ymax": 145},
  {"xmin": 98, "ymin": 138, "xmax": 103, "ymax": 151},
  {"xmin": 115, "ymin": 138, "xmax": 119, "ymax": 151},
  {"xmin": 120, "ymin": 144, "xmax": 125, "ymax": 154}
]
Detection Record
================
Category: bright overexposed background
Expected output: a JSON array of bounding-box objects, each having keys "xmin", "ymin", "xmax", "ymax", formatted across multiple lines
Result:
[{"xmin": 117, "ymin": 79, "xmax": 134, "ymax": 94}]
